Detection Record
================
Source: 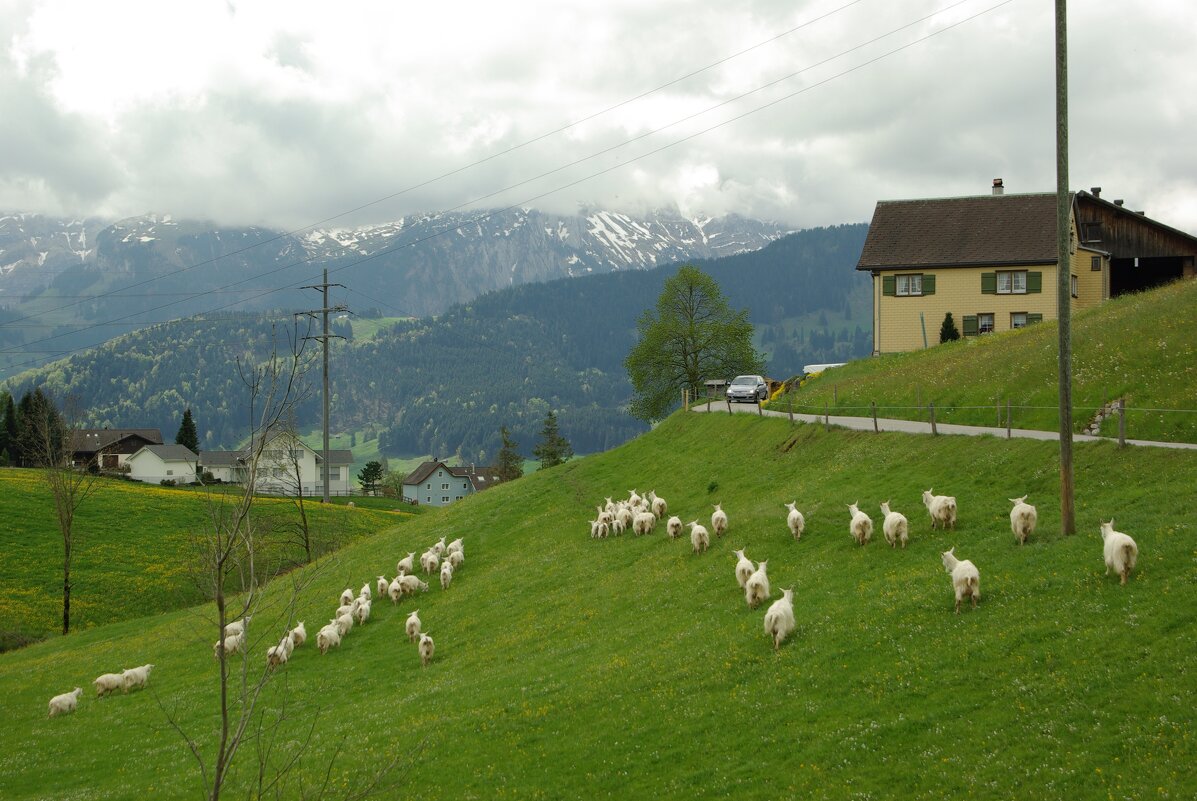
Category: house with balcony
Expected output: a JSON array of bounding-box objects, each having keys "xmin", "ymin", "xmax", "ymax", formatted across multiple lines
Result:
[
  {"xmin": 199, "ymin": 436, "xmax": 353, "ymax": 495},
  {"xmin": 857, "ymin": 181, "xmax": 1197, "ymax": 353},
  {"xmin": 401, "ymin": 460, "xmax": 503, "ymax": 506}
]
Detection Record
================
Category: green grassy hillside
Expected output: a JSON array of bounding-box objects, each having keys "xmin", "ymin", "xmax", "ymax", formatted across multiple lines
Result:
[
  {"xmin": 0, "ymin": 470, "xmax": 409, "ymax": 645},
  {"xmin": 782, "ymin": 279, "xmax": 1197, "ymax": 442},
  {"xmin": 1, "ymin": 412, "xmax": 1193, "ymax": 799}
]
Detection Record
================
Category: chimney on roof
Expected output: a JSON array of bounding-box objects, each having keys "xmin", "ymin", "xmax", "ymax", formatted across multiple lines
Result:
[
  {"xmin": 1090, "ymin": 187, "xmax": 1101, "ymax": 198},
  {"xmin": 1114, "ymin": 199, "xmax": 1124, "ymax": 207},
  {"xmin": 992, "ymin": 178, "xmax": 1004, "ymax": 196}
]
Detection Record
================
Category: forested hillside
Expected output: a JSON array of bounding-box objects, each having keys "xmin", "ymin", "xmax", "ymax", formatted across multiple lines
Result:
[{"xmin": 4, "ymin": 224, "xmax": 869, "ymax": 461}]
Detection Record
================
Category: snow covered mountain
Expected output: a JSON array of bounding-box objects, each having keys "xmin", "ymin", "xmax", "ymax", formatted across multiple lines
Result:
[{"xmin": 0, "ymin": 207, "xmax": 789, "ymax": 355}]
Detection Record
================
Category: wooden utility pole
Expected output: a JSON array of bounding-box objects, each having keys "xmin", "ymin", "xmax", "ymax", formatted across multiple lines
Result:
[
  {"xmin": 300, "ymin": 269, "xmax": 346, "ymax": 503},
  {"xmin": 1055, "ymin": 0, "xmax": 1076, "ymax": 535}
]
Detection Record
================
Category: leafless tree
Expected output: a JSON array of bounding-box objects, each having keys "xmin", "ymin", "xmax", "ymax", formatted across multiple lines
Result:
[{"xmin": 27, "ymin": 391, "xmax": 101, "ymax": 636}]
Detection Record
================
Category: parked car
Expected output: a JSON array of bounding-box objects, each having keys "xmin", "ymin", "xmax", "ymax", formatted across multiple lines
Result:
[{"xmin": 726, "ymin": 374, "xmax": 768, "ymax": 403}]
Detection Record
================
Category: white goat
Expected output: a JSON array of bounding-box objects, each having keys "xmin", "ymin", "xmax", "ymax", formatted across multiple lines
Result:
[
  {"xmin": 440, "ymin": 560, "xmax": 454, "ymax": 590},
  {"xmin": 377, "ymin": 575, "xmax": 390, "ymax": 597},
  {"xmin": 633, "ymin": 511, "xmax": 657, "ymax": 536},
  {"xmin": 289, "ymin": 621, "xmax": 307, "ymax": 647},
  {"xmin": 419, "ymin": 632, "xmax": 435, "ymax": 667},
  {"xmin": 333, "ymin": 613, "xmax": 354, "ymax": 637},
  {"xmin": 397, "ymin": 574, "xmax": 429, "ymax": 596},
  {"xmin": 120, "ymin": 664, "xmax": 154, "ymax": 692},
  {"xmin": 923, "ymin": 489, "xmax": 957, "ymax": 530},
  {"xmin": 711, "ymin": 504, "xmax": 728, "ymax": 538},
  {"xmin": 223, "ymin": 615, "xmax": 252, "ymax": 638},
  {"xmin": 447, "ymin": 537, "xmax": 464, "ymax": 555},
  {"xmin": 1100, "ymin": 520, "xmax": 1139, "ymax": 585},
  {"xmin": 941, "ymin": 547, "xmax": 980, "ymax": 613},
  {"xmin": 267, "ymin": 635, "xmax": 294, "ymax": 668},
  {"xmin": 432, "ymin": 537, "xmax": 447, "ymax": 556},
  {"xmin": 359, "ymin": 582, "xmax": 372, "ymax": 601},
  {"xmin": 785, "ymin": 502, "xmax": 805, "ymax": 541},
  {"xmin": 48, "ymin": 688, "xmax": 83, "ymax": 717},
  {"xmin": 388, "ymin": 576, "xmax": 404, "ymax": 603},
  {"xmin": 448, "ymin": 549, "xmax": 465, "ymax": 569},
  {"xmin": 92, "ymin": 672, "xmax": 124, "ymax": 697},
  {"xmin": 214, "ymin": 631, "xmax": 245, "ymax": 659},
  {"xmin": 847, "ymin": 502, "xmax": 873, "ymax": 546},
  {"xmin": 616, "ymin": 506, "xmax": 634, "ymax": 531},
  {"xmin": 763, "ymin": 588, "xmax": 796, "ymax": 651},
  {"xmin": 339, "ymin": 588, "xmax": 355, "ymax": 607},
  {"xmin": 353, "ymin": 598, "xmax": 372, "ymax": 625},
  {"xmin": 405, "ymin": 609, "xmax": 421, "ymax": 642},
  {"xmin": 745, "ymin": 560, "xmax": 771, "ymax": 609},
  {"xmin": 666, "ymin": 516, "xmax": 683, "ymax": 539},
  {"xmin": 879, "ymin": 501, "xmax": 909, "ymax": 549},
  {"xmin": 1009, "ymin": 496, "xmax": 1038, "ymax": 545},
  {"xmin": 688, "ymin": 521, "xmax": 710, "ymax": 554},
  {"xmin": 649, "ymin": 491, "xmax": 668, "ymax": 519},
  {"xmin": 733, "ymin": 549, "xmax": 754, "ymax": 589},
  {"xmin": 421, "ymin": 550, "xmax": 440, "ymax": 574},
  {"xmin": 397, "ymin": 553, "xmax": 415, "ymax": 576},
  {"xmin": 316, "ymin": 624, "xmax": 342, "ymax": 654}
]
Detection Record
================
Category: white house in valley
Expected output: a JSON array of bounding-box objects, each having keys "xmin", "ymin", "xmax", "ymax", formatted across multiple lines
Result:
[
  {"xmin": 199, "ymin": 436, "xmax": 353, "ymax": 495},
  {"xmin": 126, "ymin": 444, "xmax": 199, "ymax": 484}
]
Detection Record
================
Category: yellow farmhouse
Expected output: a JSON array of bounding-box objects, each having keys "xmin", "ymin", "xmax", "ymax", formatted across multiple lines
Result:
[{"xmin": 857, "ymin": 182, "xmax": 1197, "ymax": 354}]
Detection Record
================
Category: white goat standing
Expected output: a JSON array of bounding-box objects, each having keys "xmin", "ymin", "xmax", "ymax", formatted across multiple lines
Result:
[
  {"xmin": 1009, "ymin": 496, "xmax": 1038, "ymax": 545},
  {"xmin": 941, "ymin": 547, "xmax": 980, "ymax": 613},
  {"xmin": 879, "ymin": 501, "xmax": 909, "ymax": 549},
  {"xmin": 785, "ymin": 502, "xmax": 805, "ymax": 541},
  {"xmin": 847, "ymin": 502, "xmax": 873, "ymax": 546},
  {"xmin": 763, "ymin": 588, "xmax": 796, "ymax": 651},
  {"xmin": 923, "ymin": 489, "xmax": 957, "ymax": 530},
  {"xmin": 1100, "ymin": 520, "xmax": 1139, "ymax": 585}
]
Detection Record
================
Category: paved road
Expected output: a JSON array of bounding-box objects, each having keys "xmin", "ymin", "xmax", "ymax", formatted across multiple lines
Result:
[{"xmin": 691, "ymin": 400, "xmax": 1197, "ymax": 451}]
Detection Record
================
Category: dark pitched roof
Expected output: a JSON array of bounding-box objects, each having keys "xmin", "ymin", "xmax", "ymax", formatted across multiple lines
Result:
[
  {"xmin": 316, "ymin": 449, "xmax": 354, "ymax": 466},
  {"xmin": 856, "ymin": 193, "xmax": 1063, "ymax": 270},
  {"xmin": 402, "ymin": 460, "xmax": 446, "ymax": 486},
  {"xmin": 72, "ymin": 428, "xmax": 164, "ymax": 453},
  {"xmin": 135, "ymin": 444, "xmax": 198, "ymax": 462}
]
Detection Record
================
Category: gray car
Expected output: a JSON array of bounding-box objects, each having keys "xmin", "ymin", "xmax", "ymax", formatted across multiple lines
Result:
[{"xmin": 726, "ymin": 374, "xmax": 768, "ymax": 403}]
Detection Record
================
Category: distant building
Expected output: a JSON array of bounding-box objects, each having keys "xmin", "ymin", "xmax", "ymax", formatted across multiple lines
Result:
[
  {"xmin": 200, "ymin": 435, "xmax": 353, "ymax": 495},
  {"xmin": 71, "ymin": 428, "xmax": 164, "ymax": 470},
  {"xmin": 401, "ymin": 460, "xmax": 503, "ymax": 506},
  {"xmin": 857, "ymin": 182, "xmax": 1197, "ymax": 353},
  {"xmin": 126, "ymin": 444, "xmax": 199, "ymax": 484}
]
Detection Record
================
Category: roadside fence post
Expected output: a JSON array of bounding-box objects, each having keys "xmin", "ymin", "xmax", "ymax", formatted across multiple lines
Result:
[
  {"xmin": 788, "ymin": 391, "xmax": 794, "ymax": 424},
  {"xmin": 929, "ymin": 401, "xmax": 938, "ymax": 436},
  {"xmin": 824, "ymin": 401, "xmax": 830, "ymax": 432},
  {"xmin": 1118, "ymin": 397, "xmax": 1126, "ymax": 447},
  {"xmin": 872, "ymin": 401, "xmax": 879, "ymax": 433},
  {"xmin": 1006, "ymin": 398, "xmax": 1012, "ymax": 440}
]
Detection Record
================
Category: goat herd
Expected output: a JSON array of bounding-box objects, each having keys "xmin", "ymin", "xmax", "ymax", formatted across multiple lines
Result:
[
  {"xmin": 47, "ymin": 535, "xmax": 465, "ymax": 718},
  {"xmin": 589, "ymin": 488, "xmax": 1141, "ymax": 651}
]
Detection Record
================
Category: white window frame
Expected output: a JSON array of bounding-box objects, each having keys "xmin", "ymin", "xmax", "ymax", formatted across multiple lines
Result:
[
  {"xmin": 442, "ymin": 496, "xmax": 450, "ymax": 503},
  {"xmin": 978, "ymin": 313, "xmax": 995, "ymax": 334},
  {"xmin": 896, "ymin": 273, "xmax": 923, "ymax": 297},
  {"xmin": 1071, "ymin": 275, "xmax": 1079, "ymax": 298},
  {"xmin": 442, "ymin": 482, "xmax": 450, "ymax": 490},
  {"xmin": 997, "ymin": 271, "xmax": 1027, "ymax": 295},
  {"xmin": 1011, "ymin": 312, "xmax": 1028, "ymax": 329}
]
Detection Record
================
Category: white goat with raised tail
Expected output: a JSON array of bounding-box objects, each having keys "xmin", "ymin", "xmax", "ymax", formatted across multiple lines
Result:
[
  {"xmin": 847, "ymin": 502, "xmax": 872, "ymax": 546},
  {"xmin": 941, "ymin": 547, "xmax": 980, "ymax": 613},
  {"xmin": 763, "ymin": 588, "xmax": 795, "ymax": 651},
  {"xmin": 1100, "ymin": 520, "xmax": 1138, "ymax": 585},
  {"xmin": 879, "ymin": 501, "xmax": 908, "ymax": 549},
  {"xmin": 923, "ymin": 489, "xmax": 957, "ymax": 530}
]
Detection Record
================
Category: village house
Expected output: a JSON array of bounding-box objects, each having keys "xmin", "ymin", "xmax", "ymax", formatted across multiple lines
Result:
[
  {"xmin": 71, "ymin": 428, "xmax": 164, "ymax": 470},
  {"xmin": 857, "ymin": 181, "xmax": 1197, "ymax": 353},
  {"xmin": 199, "ymin": 435, "xmax": 353, "ymax": 495},
  {"xmin": 126, "ymin": 444, "xmax": 199, "ymax": 484},
  {"xmin": 401, "ymin": 460, "xmax": 503, "ymax": 506}
]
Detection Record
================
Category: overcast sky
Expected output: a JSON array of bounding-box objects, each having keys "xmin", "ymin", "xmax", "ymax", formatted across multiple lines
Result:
[{"xmin": 2, "ymin": 0, "xmax": 1194, "ymax": 232}]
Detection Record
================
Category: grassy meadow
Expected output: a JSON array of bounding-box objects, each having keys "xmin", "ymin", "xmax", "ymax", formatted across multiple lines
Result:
[
  {"xmin": 0, "ymin": 470, "xmax": 410, "ymax": 645},
  {"xmin": 780, "ymin": 278, "xmax": 1197, "ymax": 442},
  {"xmin": 1, "ymin": 411, "xmax": 1194, "ymax": 799}
]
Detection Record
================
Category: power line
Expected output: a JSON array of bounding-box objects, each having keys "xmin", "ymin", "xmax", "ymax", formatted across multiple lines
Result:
[
  {"xmin": 0, "ymin": 0, "xmax": 867, "ymax": 329},
  {"xmin": 0, "ymin": 0, "xmax": 1013, "ymax": 375}
]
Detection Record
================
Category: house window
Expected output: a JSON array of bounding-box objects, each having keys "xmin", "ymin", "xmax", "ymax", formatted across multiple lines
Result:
[
  {"xmin": 442, "ymin": 483, "xmax": 449, "ymax": 490},
  {"xmin": 426, "ymin": 483, "xmax": 431, "ymax": 489},
  {"xmin": 1091, "ymin": 255, "xmax": 1101, "ymax": 271},
  {"xmin": 166, "ymin": 469, "xmax": 174, "ymax": 476},
  {"xmin": 455, "ymin": 495, "xmax": 463, "ymax": 500},
  {"xmin": 442, "ymin": 496, "xmax": 450, "ymax": 503},
  {"xmin": 463, "ymin": 482, "xmax": 468, "ymax": 490},
  {"xmin": 1011, "ymin": 312, "xmax": 1028, "ymax": 329},
  {"xmin": 978, "ymin": 313, "xmax": 995, "ymax": 334},
  {"xmin": 1081, "ymin": 221, "xmax": 1102, "ymax": 242},
  {"xmin": 1071, "ymin": 275, "xmax": 1079, "ymax": 298},
  {"xmin": 896, "ymin": 274, "xmax": 923, "ymax": 296},
  {"xmin": 997, "ymin": 271, "xmax": 1027, "ymax": 294}
]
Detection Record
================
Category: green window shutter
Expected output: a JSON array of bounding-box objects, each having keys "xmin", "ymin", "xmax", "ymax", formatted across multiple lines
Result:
[
  {"xmin": 1026, "ymin": 271, "xmax": 1043, "ymax": 293},
  {"xmin": 882, "ymin": 275, "xmax": 896, "ymax": 296},
  {"xmin": 981, "ymin": 272, "xmax": 997, "ymax": 294},
  {"xmin": 962, "ymin": 315, "xmax": 979, "ymax": 336},
  {"xmin": 1027, "ymin": 313, "xmax": 1043, "ymax": 324},
  {"xmin": 921, "ymin": 274, "xmax": 935, "ymax": 295}
]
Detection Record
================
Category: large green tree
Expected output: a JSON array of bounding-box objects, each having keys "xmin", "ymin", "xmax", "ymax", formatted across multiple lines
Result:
[
  {"xmin": 532, "ymin": 410, "xmax": 573, "ymax": 469},
  {"xmin": 495, "ymin": 425, "xmax": 523, "ymax": 482},
  {"xmin": 624, "ymin": 265, "xmax": 764, "ymax": 422},
  {"xmin": 175, "ymin": 407, "xmax": 200, "ymax": 453},
  {"xmin": 357, "ymin": 460, "xmax": 384, "ymax": 495}
]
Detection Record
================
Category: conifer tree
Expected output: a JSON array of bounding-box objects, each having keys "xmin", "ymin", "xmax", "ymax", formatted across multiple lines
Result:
[
  {"xmin": 175, "ymin": 407, "xmax": 200, "ymax": 453},
  {"xmin": 939, "ymin": 312, "xmax": 961, "ymax": 344},
  {"xmin": 533, "ymin": 410, "xmax": 573, "ymax": 469},
  {"xmin": 495, "ymin": 425, "xmax": 523, "ymax": 481}
]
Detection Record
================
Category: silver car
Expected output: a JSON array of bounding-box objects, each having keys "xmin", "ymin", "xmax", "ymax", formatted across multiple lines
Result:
[{"xmin": 726, "ymin": 374, "xmax": 768, "ymax": 403}]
